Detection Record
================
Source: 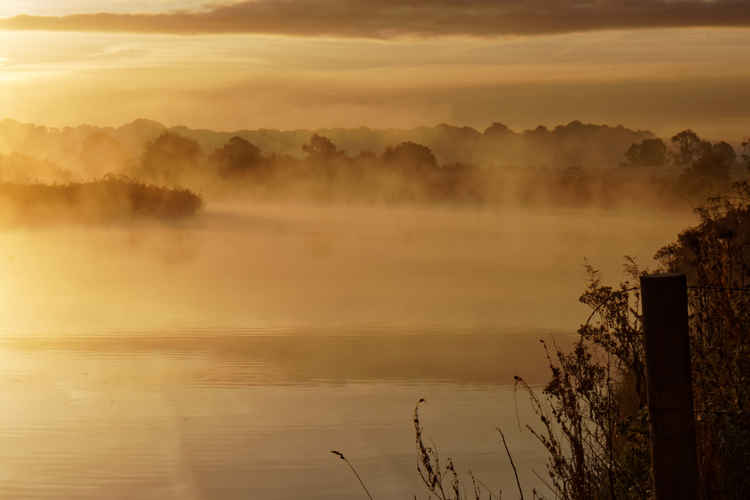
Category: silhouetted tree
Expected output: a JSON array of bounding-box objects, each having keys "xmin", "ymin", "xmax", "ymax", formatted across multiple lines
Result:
[
  {"xmin": 382, "ymin": 142, "xmax": 437, "ymax": 173},
  {"xmin": 484, "ymin": 122, "xmax": 513, "ymax": 137},
  {"xmin": 140, "ymin": 133, "xmax": 202, "ymax": 185},
  {"xmin": 299, "ymin": 134, "xmax": 348, "ymax": 186},
  {"xmin": 210, "ymin": 136, "xmax": 264, "ymax": 177},
  {"xmin": 690, "ymin": 141, "xmax": 735, "ymax": 181},
  {"xmin": 302, "ymin": 134, "xmax": 339, "ymax": 159},
  {"xmin": 624, "ymin": 138, "xmax": 667, "ymax": 167},
  {"xmin": 671, "ymin": 130, "xmax": 736, "ymax": 197},
  {"xmin": 671, "ymin": 129, "xmax": 709, "ymax": 167}
]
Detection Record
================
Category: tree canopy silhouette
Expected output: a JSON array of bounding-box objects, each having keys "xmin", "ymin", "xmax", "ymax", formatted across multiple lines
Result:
[
  {"xmin": 624, "ymin": 138, "xmax": 667, "ymax": 167},
  {"xmin": 210, "ymin": 136, "xmax": 264, "ymax": 177},
  {"xmin": 140, "ymin": 132, "xmax": 202, "ymax": 185}
]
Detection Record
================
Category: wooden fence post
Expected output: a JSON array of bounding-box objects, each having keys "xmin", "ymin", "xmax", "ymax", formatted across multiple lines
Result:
[{"xmin": 640, "ymin": 273, "xmax": 698, "ymax": 500}]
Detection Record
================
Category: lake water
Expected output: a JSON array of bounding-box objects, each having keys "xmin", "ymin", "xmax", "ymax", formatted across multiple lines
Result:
[
  {"xmin": 0, "ymin": 203, "xmax": 696, "ymax": 498},
  {"xmin": 0, "ymin": 328, "xmax": 555, "ymax": 499}
]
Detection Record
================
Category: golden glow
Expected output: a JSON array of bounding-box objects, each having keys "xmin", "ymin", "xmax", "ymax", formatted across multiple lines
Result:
[
  {"xmin": 0, "ymin": 1, "xmax": 218, "ymax": 17},
  {"xmin": 0, "ymin": 206, "xmax": 697, "ymax": 336},
  {"xmin": 0, "ymin": 28, "xmax": 749, "ymax": 137}
]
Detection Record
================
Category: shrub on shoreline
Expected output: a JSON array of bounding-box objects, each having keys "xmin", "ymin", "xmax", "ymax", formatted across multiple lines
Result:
[{"xmin": 0, "ymin": 176, "xmax": 202, "ymax": 224}]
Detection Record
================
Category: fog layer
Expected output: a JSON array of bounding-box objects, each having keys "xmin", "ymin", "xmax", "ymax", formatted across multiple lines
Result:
[{"xmin": 0, "ymin": 202, "xmax": 695, "ymax": 337}]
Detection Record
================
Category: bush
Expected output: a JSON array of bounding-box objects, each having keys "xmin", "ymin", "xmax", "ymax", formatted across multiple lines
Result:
[
  {"xmin": 521, "ymin": 181, "xmax": 750, "ymax": 499},
  {"xmin": 0, "ymin": 176, "xmax": 202, "ymax": 224}
]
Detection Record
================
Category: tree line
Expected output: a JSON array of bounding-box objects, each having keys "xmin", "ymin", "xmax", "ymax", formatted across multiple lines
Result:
[
  {"xmin": 125, "ymin": 127, "xmax": 750, "ymax": 207},
  {"xmin": 0, "ymin": 119, "xmax": 747, "ymax": 208}
]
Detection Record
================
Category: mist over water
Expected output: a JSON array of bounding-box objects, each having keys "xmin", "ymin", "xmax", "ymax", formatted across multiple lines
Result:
[
  {"xmin": 0, "ymin": 202, "xmax": 694, "ymax": 336},
  {"xmin": 0, "ymin": 199, "xmax": 696, "ymax": 499}
]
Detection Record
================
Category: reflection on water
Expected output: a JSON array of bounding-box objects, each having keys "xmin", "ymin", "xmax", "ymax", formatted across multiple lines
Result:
[
  {"xmin": 4, "ymin": 327, "xmax": 568, "ymax": 386},
  {"xmin": 0, "ymin": 330, "xmax": 548, "ymax": 499}
]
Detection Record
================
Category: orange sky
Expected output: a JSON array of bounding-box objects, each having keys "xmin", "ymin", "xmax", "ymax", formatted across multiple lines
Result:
[{"xmin": 0, "ymin": 2, "xmax": 749, "ymax": 140}]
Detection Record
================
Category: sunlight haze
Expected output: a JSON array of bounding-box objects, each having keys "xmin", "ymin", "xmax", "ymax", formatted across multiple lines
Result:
[
  {"xmin": 0, "ymin": 2, "xmax": 749, "ymax": 499},
  {"xmin": 0, "ymin": 2, "xmax": 749, "ymax": 138}
]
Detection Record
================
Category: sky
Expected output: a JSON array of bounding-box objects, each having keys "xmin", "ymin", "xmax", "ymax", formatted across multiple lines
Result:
[{"xmin": 0, "ymin": 1, "xmax": 749, "ymax": 140}]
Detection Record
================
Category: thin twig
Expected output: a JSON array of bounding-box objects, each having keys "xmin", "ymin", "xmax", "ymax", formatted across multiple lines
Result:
[
  {"xmin": 331, "ymin": 450, "xmax": 375, "ymax": 500},
  {"xmin": 497, "ymin": 428, "xmax": 524, "ymax": 500},
  {"xmin": 531, "ymin": 469, "xmax": 557, "ymax": 498},
  {"xmin": 584, "ymin": 286, "xmax": 640, "ymax": 327}
]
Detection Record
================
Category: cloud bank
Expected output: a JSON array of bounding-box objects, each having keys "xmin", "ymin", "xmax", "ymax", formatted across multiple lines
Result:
[{"xmin": 1, "ymin": 0, "xmax": 750, "ymax": 38}]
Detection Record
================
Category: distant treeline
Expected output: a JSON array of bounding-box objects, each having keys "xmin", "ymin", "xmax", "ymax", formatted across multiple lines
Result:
[
  {"xmin": 0, "ymin": 119, "xmax": 652, "ymax": 171},
  {"xmin": 130, "ymin": 128, "xmax": 749, "ymax": 207},
  {"xmin": 1, "ymin": 118, "xmax": 748, "ymax": 207},
  {"xmin": 0, "ymin": 177, "xmax": 202, "ymax": 224}
]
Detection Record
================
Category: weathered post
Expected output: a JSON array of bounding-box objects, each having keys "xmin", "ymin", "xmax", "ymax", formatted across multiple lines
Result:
[{"xmin": 640, "ymin": 274, "xmax": 698, "ymax": 500}]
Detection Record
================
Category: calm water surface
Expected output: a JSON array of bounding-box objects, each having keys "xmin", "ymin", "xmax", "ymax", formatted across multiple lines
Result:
[{"xmin": 0, "ymin": 328, "xmax": 551, "ymax": 499}]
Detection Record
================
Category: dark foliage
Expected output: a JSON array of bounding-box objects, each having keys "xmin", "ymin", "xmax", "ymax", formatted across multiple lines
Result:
[
  {"xmin": 623, "ymin": 138, "xmax": 667, "ymax": 167},
  {"xmin": 138, "ymin": 132, "xmax": 203, "ymax": 185},
  {"xmin": 522, "ymin": 183, "xmax": 750, "ymax": 499},
  {"xmin": 0, "ymin": 176, "xmax": 202, "ymax": 224},
  {"xmin": 671, "ymin": 130, "xmax": 737, "ymax": 196},
  {"xmin": 656, "ymin": 182, "xmax": 750, "ymax": 499}
]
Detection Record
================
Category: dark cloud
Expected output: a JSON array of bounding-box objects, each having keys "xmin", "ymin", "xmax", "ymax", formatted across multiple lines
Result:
[{"xmin": 1, "ymin": 0, "xmax": 750, "ymax": 37}]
